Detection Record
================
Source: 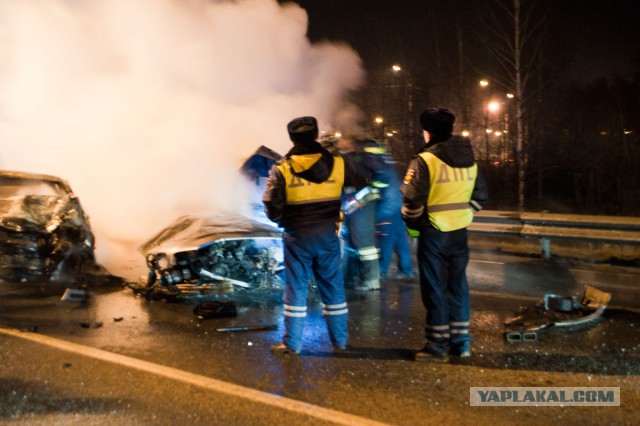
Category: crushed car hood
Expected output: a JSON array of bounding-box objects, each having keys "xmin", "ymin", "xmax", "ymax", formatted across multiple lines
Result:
[
  {"xmin": 0, "ymin": 196, "xmax": 69, "ymax": 233},
  {"xmin": 139, "ymin": 213, "xmax": 283, "ymax": 256}
]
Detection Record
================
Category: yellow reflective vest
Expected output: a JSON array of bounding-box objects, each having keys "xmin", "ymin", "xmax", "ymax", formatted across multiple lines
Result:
[
  {"xmin": 279, "ymin": 154, "xmax": 345, "ymax": 205},
  {"xmin": 419, "ymin": 151, "xmax": 477, "ymax": 232}
]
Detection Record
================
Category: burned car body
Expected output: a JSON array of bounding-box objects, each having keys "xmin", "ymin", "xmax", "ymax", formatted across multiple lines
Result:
[
  {"xmin": 0, "ymin": 170, "xmax": 99, "ymax": 282},
  {"xmin": 139, "ymin": 214, "xmax": 285, "ymax": 296}
]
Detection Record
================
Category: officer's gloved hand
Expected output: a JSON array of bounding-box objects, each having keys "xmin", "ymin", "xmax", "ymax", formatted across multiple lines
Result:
[{"xmin": 404, "ymin": 216, "xmax": 428, "ymax": 238}]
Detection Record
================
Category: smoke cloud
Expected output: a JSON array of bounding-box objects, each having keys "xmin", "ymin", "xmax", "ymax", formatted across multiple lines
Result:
[{"xmin": 0, "ymin": 0, "xmax": 364, "ymax": 278}]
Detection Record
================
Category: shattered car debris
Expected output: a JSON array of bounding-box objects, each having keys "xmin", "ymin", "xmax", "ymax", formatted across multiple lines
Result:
[
  {"xmin": 138, "ymin": 214, "xmax": 285, "ymax": 297},
  {"xmin": 504, "ymin": 285, "xmax": 612, "ymax": 342},
  {"xmin": 0, "ymin": 170, "xmax": 102, "ymax": 283}
]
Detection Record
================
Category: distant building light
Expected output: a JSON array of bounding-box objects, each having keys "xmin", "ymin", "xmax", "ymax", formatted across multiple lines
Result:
[
  {"xmin": 374, "ymin": 116, "xmax": 384, "ymax": 124},
  {"xmin": 599, "ymin": 131, "xmax": 608, "ymax": 136},
  {"xmin": 479, "ymin": 80, "xmax": 489, "ymax": 88},
  {"xmin": 624, "ymin": 130, "xmax": 633, "ymax": 135},
  {"xmin": 486, "ymin": 129, "xmax": 493, "ymax": 134},
  {"xmin": 461, "ymin": 130, "xmax": 470, "ymax": 137},
  {"xmin": 392, "ymin": 64, "xmax": 402, "ymax": 73},
  {"xmin": 506, "ymin": 93, "xmax": 514, "ymax": 99},
  {"xmin": 386, "ymin": 132, "xmax": 394, "ymax": 137},
  {"xmin": 494, "ymin": 131, "xmax": 502, "ymax": 136},
  {"xmin": 334, "ymin": 132, "xmax": 342, "ymax": 138}
]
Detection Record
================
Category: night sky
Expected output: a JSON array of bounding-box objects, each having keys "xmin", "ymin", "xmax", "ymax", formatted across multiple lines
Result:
[{"xmin": 281, "ymin": 0, "xmax": 640, "ymax": 85}]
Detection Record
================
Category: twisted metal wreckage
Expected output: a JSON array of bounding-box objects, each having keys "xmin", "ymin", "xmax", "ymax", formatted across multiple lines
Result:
[
  {"xmin": 133, "ymin": 146, "xmax": 286, "ymax": 299},
  {"xmin": 504, "ymin": 285, "xmax": 612, "ymax": 342},
  {"xmin": 0, "ymin": 170, "xmax": 111, "ymax": 284}
]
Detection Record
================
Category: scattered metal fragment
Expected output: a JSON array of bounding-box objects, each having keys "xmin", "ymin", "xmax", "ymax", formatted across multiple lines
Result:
[
  {"xmin": 504, "ymin": 285, "xmax": 612, "ymax": 342},
  {"xmin": 134, "ymin": 214, "xmax": 285, "ymax": 299},
  {"xmin": 61, "ymin": 288, "xmax": 88, "ymax": 302}
]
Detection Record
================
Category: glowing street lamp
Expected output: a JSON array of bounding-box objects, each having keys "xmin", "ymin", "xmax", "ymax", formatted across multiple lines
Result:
[
  {"xmin": 374, "ymin": 116, "xmax": 384, "ymax": 125},
  {"xmin": 488, "ymin": 101, "xmax": 501, "ymax": 113},
  {"xmin": 391, "ymin": 64, "xmax": 402, "ymax": 73},
  {"xmin": 479, "ymin": 80, "xmax": 489, "ymax": 88}
]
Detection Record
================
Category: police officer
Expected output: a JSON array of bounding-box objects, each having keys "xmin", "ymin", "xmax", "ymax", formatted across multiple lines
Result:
[
  {"xmin": 335, "ymin": 135, "xmax": 388, "ymax": 291},
  {"xmin": 263, "ymin": 116, "xmax": 367, "ymax": 354},
  {"xmin": 401, "ymin": 108, "xmax": 488, "ymax": 362},
  {"xmin": 375, "ymin": 148, "xmax": 414, "ymax": 281}
]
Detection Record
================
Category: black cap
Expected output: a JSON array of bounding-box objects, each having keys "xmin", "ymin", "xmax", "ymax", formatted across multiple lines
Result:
[
  {"xmin": 287, "ymin": 116, "xmax": 319, "ymax": 145},
  {"xmin": 420, "ymin": 108, "xmax": 455, "ymax": 136}
]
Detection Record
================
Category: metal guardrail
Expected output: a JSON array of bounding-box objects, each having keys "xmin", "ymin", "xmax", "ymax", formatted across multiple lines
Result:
[{"xmin": 468, "ymin": 210, "xmax": 640, "ymax": 260}]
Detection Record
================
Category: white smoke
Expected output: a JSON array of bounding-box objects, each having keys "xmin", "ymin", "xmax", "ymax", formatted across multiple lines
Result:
[{"xmin": 0, "ymin": 0, "xmax": 364, "ymax": 278}]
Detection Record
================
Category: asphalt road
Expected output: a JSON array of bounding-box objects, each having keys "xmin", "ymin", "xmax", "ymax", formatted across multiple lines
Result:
[{"xmin": 1, "ymin": 251, "xmax": 639, "ymax": 425}]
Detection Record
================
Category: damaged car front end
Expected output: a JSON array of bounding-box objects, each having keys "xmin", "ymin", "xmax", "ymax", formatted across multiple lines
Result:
[
  {"xmin": 137, "ymin": 214, "xmax": 285, "ymax": 298},
  {"xmin": 0, "ymin": 170, "xmax": 101, "ymax": 283}
]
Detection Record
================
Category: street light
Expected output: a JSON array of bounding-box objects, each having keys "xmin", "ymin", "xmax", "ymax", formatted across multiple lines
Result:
[
  {"xmin": 488, "ymin": 101, "xmax": 501, "ymax": 113},
  {"xmin": 374, "ymin": 115, "xmax": 384, "ymax": 140},
  {"xmin": 484, "ymin": 100, "xmax": 502, "ymax": 161}
]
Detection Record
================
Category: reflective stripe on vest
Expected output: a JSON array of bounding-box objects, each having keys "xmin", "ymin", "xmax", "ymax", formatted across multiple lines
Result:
[
  {"xmin": 280, "ymin": 155, "xmax": 345, "ymax": 204},
  {"xmin": 419, "ymin": 151, "xmax": 477, "ymax": 232}
]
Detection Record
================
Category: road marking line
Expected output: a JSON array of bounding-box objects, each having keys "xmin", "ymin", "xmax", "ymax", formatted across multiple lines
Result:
[
  {"xmin": 470, "ymin": 260, "xmax": 505, "ymax": 265},
  {"xmin": 0, "ymin": 327, "xmax": 390, "ymax": 426}
]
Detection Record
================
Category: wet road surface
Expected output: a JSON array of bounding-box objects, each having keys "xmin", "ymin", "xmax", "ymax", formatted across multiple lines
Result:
[{"xmin": 1, "ymin": 251, "xmax": 639, "ymax": 425}]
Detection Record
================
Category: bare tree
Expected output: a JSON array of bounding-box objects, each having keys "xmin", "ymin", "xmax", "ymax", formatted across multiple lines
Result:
[{"xmin": 476, "ymin": 0, "xmax": 548, "ymax": 210}]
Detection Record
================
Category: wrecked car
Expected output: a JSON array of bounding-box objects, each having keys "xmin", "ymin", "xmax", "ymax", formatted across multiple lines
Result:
[
  {"xmin": 138, "ymin": 214, "xmax": 285, "ymax": 297},
  {"xmin": 0, "ymin": 170, "xmax": 100, "ymax": 283}
]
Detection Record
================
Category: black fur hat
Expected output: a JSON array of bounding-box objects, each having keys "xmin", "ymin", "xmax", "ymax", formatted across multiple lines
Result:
[
  {"xmin": 420, "ymin": 108, "xmax": 455, "ymax": 136},
  {"xmin": 287, "ymin": 116, "xmax": 319, "ymax": 145}
]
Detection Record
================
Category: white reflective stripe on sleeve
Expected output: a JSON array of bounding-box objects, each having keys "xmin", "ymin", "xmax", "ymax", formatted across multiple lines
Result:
[
  {"xmin": 401, "ymin": 205, "xmax": 424, "ymax": 218},
  {"xmin": 450, "ymin": 329, "xmax": 469, "ymax": 334},
  {"xmin": 358, "ymin": 246, "xmax": 379, "ymax": 261},
  {"xmin": 450, "ymin": 321, "xmax": 470, "ymax": 326}
]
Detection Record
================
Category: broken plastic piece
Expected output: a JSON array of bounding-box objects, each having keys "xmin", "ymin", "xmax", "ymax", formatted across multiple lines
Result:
[{"xmin": 61, "ymin": 288, "xmax": 88, "ymax": 302}]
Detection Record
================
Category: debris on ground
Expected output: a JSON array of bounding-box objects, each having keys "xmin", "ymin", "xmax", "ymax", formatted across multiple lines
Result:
[
  {"xmin": 60, "ymin": 288, "xmax": 89, "ymax": 302},
  {"xmin": 193, "ymin": 300, "xmax": 237, "ymax": 319},
  {"xmin": 504, "ymin": 285, "xmax": 612, "ymax": 342}
]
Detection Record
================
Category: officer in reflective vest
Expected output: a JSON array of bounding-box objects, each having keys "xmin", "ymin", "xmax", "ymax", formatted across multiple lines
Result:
[
  {"xmin": 263, "ymin": 116, "xmax": 368, "ymax": 355},
  {"xmin": 401, "ymin": 108, "xmax": 489, "ymax": 362},
  {"xmin": 335, "ymin": 136, "xmax": 388, "ymax": 291}
]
